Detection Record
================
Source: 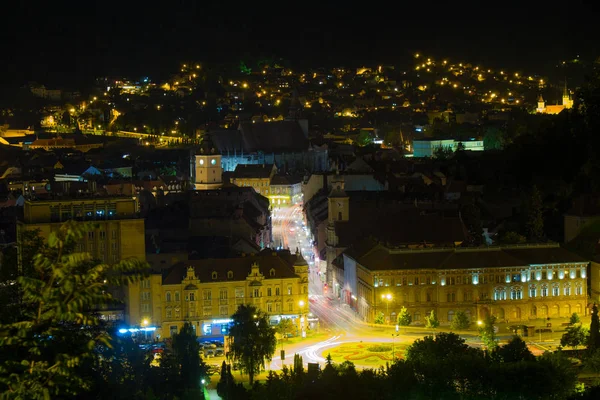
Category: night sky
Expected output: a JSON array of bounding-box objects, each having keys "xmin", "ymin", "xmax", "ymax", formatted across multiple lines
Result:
[{"xmin": 1, "ymin": 2, "xmax": 597, "ymax": 88}]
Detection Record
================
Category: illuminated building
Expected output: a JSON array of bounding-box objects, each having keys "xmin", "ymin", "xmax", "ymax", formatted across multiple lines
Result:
[
  {"xmin": 343, "ymin": 239, "xmax": 589, "ymax": 325},
  {"xmin": 127, "ymin": 250, "xmax": 309, "ymax": 338},
  {"xmin": 536, "ymin": 82, "xmax": 573, "ymax": 115},
  {"xmin": 193, "ymin": 134, "xmax": 223, "ymax": 190},
  {"xmin": 17, "ymin": 197, "xmax": 146, "ymax": 321}
]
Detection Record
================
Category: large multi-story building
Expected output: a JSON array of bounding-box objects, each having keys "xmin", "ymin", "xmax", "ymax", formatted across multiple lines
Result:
[
  {"xmin": 128, "ymin": 250, "xmax": 309, "ymax": 339},
  {"xmin": 17, "ymin": 196, "xmax": 146, "ymax": 321},
  {"xmin": 343, "ymin": 239, "xmax": 589, "ymax": 325}
]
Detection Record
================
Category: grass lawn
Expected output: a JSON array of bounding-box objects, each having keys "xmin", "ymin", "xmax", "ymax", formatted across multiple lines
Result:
[{"xmin": 322, "ymin": 342, "xmax": 408, "ymax": 367}]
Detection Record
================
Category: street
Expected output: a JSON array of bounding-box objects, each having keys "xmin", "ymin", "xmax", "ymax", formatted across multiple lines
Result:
[{"xmin": 267, "ymin": 202, "xmax": 564, "ymax": 371}]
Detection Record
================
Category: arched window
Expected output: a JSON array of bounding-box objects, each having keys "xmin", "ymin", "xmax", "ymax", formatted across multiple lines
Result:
[
  {"xmin": 564, "ymin": 283, "xmax": 571, "ymax": 296},
  {"xmin": 166, "ymin": 292, "xmax": 172, "ymax": 302},
  {"xmin": 540, "ymin": 305, "xmax": 548, "ymax": 316},
  {"xmin": 529, "ymin": 285, "xmax": 537, "ymax": 298},
  {"xmin": 227, "ymin": 271, "xmax": 233, "ymax": 279},
  {"xmin": 530, "ymin": 306, "xmax": 537, "ymax": 316},
  {"xmin": 510, "ymin": 287, "xmax": 522, "ymax": 300},
  {"xmin": 270, "ymin": 268, "xmax": 275, "ymax": 277},
  {"xmin": 189, "ymin": 293, "xmax": 195, "ymax": 301},
  {"xmin": 175, "ymin": 291, "xmax": 180, "ymax": 302},
  {"xmin": 540, "ymin": 285, "xmax": 548, "ymax": 297},
  {"xmin": 414, "ymin": 312, "xmax": 421, "ymax": 322},
  {"xmin": 212, "ymin": 271, "xmax": 217, "ymax": 280},
  {"xmin": 575, "ymin": 283, "xmax": 583, "ymax": 296},
  {"xmin": 494, "ymin": 287, "xmax": 506, "ymax": 301},
  {"xmin": 448, "ymin": 310, "xmax": 455, "ymax": 322},
  {"xmin": 551, "ymin": 284, "xmax": 560, "ymax": 297}
]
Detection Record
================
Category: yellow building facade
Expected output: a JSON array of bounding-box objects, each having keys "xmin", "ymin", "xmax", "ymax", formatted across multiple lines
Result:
[
  {"xmin": 344, "ymin": 242, "xmax": 589, "ymax": 326},
  {"xmin": 128, "ymin": 251, "xmax": 309, "ymax": 339}
]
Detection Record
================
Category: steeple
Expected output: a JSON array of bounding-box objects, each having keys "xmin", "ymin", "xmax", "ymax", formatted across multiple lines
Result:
[
  {"xmin": 286, "ymin": 88, "xmax": 302, "ymax": 121},
  {"xmin": 562, "ymin": 78, "xmax": 573, "ymax": 109},
  {"xmin": 537, "ymin": 94, "xmax": 546, "ymax": 113}
]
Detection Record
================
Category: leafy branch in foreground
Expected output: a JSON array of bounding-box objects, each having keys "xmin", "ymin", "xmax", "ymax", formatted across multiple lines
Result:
[{"xmin": 0, "ymin": 221, "xmax": 149, "ymax": 399}]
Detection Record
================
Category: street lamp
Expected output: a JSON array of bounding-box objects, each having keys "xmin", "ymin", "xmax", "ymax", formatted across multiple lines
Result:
[
  {"xmin": 381, "ymin": 293, "xmax": 392, "ymax": 324},
  {"xmin": 299, "ymin": 300, "xmax": 306, "ymax": 337}
]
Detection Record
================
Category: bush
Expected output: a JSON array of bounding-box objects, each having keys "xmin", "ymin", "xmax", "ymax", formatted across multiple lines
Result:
[{"xmin": 367, "ymin": 345, "xmax": 392, "ymax": 353}]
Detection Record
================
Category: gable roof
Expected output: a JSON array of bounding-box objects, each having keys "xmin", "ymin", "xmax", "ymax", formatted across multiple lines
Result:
[
  {"xmin": 344, "ymin": 241, "xmax": 588, "ymax": 272},
  {"xmin": 211, "ymin": 121, "xmax": 308, "ymax": 154},
  {"xmin": 163, "ymin": 253, "xmax": 299, "ymax": 285}
]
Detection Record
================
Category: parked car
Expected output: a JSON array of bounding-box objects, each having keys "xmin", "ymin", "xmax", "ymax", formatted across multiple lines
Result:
[
  {"xmin": 204, "ymin": 349, "xmax": 215, "ymax": 358},
  {"xmin": 215, "ymin": 349, "xmax": 224, "ymax": 357}
]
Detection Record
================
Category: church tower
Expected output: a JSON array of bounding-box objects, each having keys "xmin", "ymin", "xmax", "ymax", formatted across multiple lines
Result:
[
  {"xmin": 325, "ymin": 175, "xmax": 349, "ymax": 289},
  {"xmin": 536, "ymin": 94, "xmax": 546, "ymax": 113},
  {"xmin": 562, "ymin": 80, "xmax": 573, "ymax": 109},
  {"xmin": 194, "ymin": 133, "xmax": 223, "ymax": 190}
]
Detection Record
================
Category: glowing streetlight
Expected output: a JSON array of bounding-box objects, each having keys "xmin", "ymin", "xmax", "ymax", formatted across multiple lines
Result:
[
  {"xmin": 477, "ymin": 320, "xmax": 483, "ymax": 326},
  {"xmin": 381, "ymin": 294, "xmax": 392, "ymax": 324},
  {"xmin": 142, "ymin": 318, "xmax": 149, "ymax": 327}
]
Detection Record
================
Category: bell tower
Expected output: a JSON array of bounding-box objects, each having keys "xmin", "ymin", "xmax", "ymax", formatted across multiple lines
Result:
[
  {"xmin": 536, "ymin": 94, "xmax": 546, "ymax": 113},
  {"xmin": 194, "ymin": 133, "xmax": 223, "ymax": 190},
  {"xmin": 562, "ymin": 79, "xmax": 573, "ymax": 109}
]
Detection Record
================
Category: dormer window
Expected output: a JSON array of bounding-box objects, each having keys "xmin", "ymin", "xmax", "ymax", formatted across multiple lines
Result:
[
  {"xmin": 270, "ymin": 268, "xmax": 275, "ymax": 277},
  {"xmin": 212, "ymin": 271, "xmax": 218, "ymax": 280},
  {"xmin": 227, "ymin": 271, "xmax": 233, "ymax": 279}
]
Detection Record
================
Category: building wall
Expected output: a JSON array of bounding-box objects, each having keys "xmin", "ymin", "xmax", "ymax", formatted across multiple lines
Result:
[
  {"xmin": 128, "ymin": 265, "xmax": 309, "ymax": 339},
  {"xmin": 195, "ymin": 154, "xmax": 222, "ymax": 189},
  {"xmin": 591, "ymin": 261, "xmax": 600, "ymax": 304},
  {"xmin": 564, "ymin": 215, "xmax": 599, "ymax": 243},
  {"xmin": 350, "ymin": 259, "xmax": 589, "ymax": 325}
]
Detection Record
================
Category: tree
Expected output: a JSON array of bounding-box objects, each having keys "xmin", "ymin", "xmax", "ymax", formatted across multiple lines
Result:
[
  {"xmin": 397, "ymin": 307, "xmax": 412, "ymax": 326},
  {"xmin": 374, "ymin": 312, "xmax": 385, "ymax": 324},
  {"xmin": 561, "ymin": 325, "xmax": 588, "ymax": 350},
  {"xmin": 460, "ymin": 201, "xmax": 484, "ymax": 246},
  {"xmin": 434, "ymin": 145, "xmax": 453, "ymax": 160},
  {"xmin": 483, "ymin": 125, "xmax": 504, "ymax": 150},
  {"xmin": 292, "ymin": 354, "xmax": 304, "ymax": 375},
  {"xmin": 588, "ymin": 304, "xmax": 600, "ymax": 353},
  {"xmin": 494, "ymin": 336, "xmax": 535, "ymax": 362},
  {"xmin": 499, "ymin": 231, "xmax": 526, "ymax": 244},
  {"xmin": 479, "ymin": 315, "xmax": 498, "ymax": 350},
  {"xmin": 525, "ymin": 185, "xmax": 545, "ymax": 242},
  {"xmin": 172, "ymin": 322, "xmax": 207, "ymax": 394},
  {"xmin": 0, "ymin": 221, "xmax": 148, "ymax": 399},
  {"xmin": 424, "ymin": 310, "xmax": 439, "ymax": 330},
  {"xmin": 227, "ymin": 305, "xmax": 276, "ymax": 384},
  {"xmin": 570, "ymin": 313, "xmax": 581, "ymax": 325},
  {"xmin": 450, "ymin": 310, "xmax": 471, "ymax": 330},
  {"xmin": 276, "ymin": 318, "xmax": 295, "ymax": 340}
]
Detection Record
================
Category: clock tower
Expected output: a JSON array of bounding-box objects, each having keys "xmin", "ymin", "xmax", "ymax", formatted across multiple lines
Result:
[
  {"xmin": 194, "ymin": 134, "xmax": 223, "ymax": 190},
  {"xmin": 327, "ymin": 179, "xmax": 349, "ymax": 224}
]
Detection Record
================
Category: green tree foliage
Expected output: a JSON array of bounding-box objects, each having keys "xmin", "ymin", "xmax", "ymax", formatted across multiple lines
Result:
[
  {"xmin": 0, "ymin": 229, "xmax": 44, "ymax": 324},
  {"xmin": 460, "ymin": 201, "xmax": 484, "ymax": 246},
  {"xmin": 526, "ymin": 185, "xmax": 545, "ymax": 242},
  {"xmin": 499, "ymin": 231, "xmax": 527, "ymax": 244},
  {"xmin": 570, "ymin": 313, "xmax": 581, "ymax": 325},
  {"xmin": 227, "ymin": 305, "xmax": 276, "ymax": 384},
  {"xmin": 561, "ymin": 325, "xmax": 588, "ymax": 349},
  {"xmin": 293, "ymin": 354, "xmax": 304, "ymax": 375},
  {"xmin": 0, "ymin": 221, "xmax": 148, "ymax": 399},
  {"xmin": 374, "ymin": 312, "xmax": 385, "ymax": 324},
  {"xmin": 216, "ymin": 361, "xmax": 245, "ymax": 400},
  {"xmin": 424, "ymin": 310, "xmax": 439, "ymax": 330},
  {"xmin": 450, "ymin": 310, "xmax": 471, "ymax": 330},
  {"xmin": 276, "ymin": 318, "xmax": 295, "ymax": 339},
  {"xmin": 396, "ymin": 307, "xmax": 412, "ymax": 326},
  {"xmin": 483, "ymin": 125, "xmax": 504, "ymax": 150},
  {"xmin": 479, "ymin": 315, "xmax": 498, "ymax": 350},
  {"xmin": 433, "ymin": 145, "xmax": 453, "ymax": 160},
  {"xmin": 355, "ymin": 130, "xmax": 372, "ymax": 146},
  {"xmin": 493, "ymin": 336, "xmax": 535, "ymax": 362},
  {"xmin": 172, "ymin": 322, "xmax": 207, "ymax": 393},
  {"xmin": 90, "ymin": 335, "xmax": 153, "ymax": 399},
  {"xmin": 588, "ymin": 304, "xmax": 600, "ymax": 353}
]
